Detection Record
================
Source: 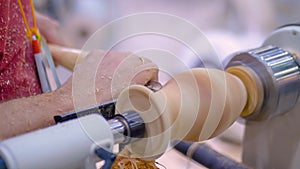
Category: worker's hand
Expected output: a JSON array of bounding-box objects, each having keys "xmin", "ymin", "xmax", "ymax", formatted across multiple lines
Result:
[
  {"xmin": 62, "ymin": 50, "xmax": 158, "ymax": 108},
  {"xmin": 0, "ymin": 50, "xmax": 158, "ymax": 140},
  {"xmin": 36, "ymin": 12, "xmax": 67, "ymax": 46}
]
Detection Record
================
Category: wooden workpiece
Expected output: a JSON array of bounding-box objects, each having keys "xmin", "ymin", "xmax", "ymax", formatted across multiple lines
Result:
[{"xmin": 116, "ymin": 68, "xmax": 250, "ymax": 159}]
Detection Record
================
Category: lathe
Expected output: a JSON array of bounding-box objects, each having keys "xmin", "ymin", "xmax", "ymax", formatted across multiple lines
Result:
[{"xmin": 0, "ymin": 23, "xmax": 300, "ymax": 169}]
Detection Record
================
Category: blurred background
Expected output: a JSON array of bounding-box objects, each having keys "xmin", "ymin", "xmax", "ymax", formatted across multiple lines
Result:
[
  {"xmin": 33, "ymin": 0, "xmax": 300, "ymax": 168},
  {"xmin": 34, "ymin": 0, "xmax": 300, "ymax": 51}
]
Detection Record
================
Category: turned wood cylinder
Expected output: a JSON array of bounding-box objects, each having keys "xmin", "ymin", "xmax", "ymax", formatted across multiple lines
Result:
[{"xmin": 116, "ymin": 68, "xmax": 247, "ymax": 159}]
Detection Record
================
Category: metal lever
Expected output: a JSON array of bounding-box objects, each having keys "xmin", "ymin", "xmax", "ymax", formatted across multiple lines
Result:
[
  {"xmin": 95, "ymin": 148, "xmax": 116, "ymax": 169},
  {"xmin": 0, "ymin": 157, "xmax": 7, "ymax": 169},
  {"xmin": 173, "ymin": 141, "xmax": 250, "ymax": 169}
]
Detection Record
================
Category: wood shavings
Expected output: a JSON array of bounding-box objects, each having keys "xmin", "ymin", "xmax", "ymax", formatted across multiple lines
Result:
[
  {"xmin": 138, "ymin": 56, "xmax": 145, "ymax": 65},
  {"xmin": 111, "ymin": 156, "xmax": 160, "ymax": 169},
  {"xmin": 111, "ymin": 150, "xmax": 162, "ymax": 169}
]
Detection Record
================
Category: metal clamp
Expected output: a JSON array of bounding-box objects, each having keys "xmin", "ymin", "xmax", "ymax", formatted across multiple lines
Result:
[{"xmin": 226, "ymin": 46, "xmax": 300, "ymax": 120}]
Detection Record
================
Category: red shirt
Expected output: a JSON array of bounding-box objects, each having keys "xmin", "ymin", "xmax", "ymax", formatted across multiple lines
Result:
[{"xmin": 0, "ymin": 0, "xmax": 41, "ymax": 102}]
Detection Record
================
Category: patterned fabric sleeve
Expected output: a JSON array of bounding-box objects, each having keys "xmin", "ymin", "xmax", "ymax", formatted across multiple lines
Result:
[{"xmin": 0, "ymin": 0, "xmax": 42, "ymax": 102}]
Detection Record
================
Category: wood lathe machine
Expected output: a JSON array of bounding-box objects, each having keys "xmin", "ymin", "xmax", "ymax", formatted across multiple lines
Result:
[{"xmin": 0, "ymin": 24, "xmax": 300, "ymax": 169}]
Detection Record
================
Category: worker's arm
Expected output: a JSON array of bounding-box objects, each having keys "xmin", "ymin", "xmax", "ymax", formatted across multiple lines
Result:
[{"xmin": 0, "ymin": 50, "xmax": 158, "ymax": 140}]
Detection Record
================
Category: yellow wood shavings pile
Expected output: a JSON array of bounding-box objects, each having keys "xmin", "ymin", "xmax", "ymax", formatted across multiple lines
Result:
[
  {"xmin": 111, "ymin": 156, "xmax": 160, "ymax": 169},
  {"xmin": 111, "ymin": 149, "xmax": 164, "ymax": 169}
]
